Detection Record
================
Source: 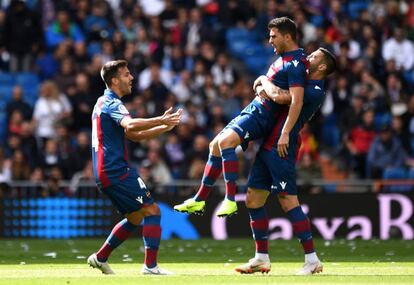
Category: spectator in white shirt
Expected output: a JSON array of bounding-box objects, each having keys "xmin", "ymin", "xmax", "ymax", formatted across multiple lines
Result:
[
  {"xmin": 382, "ymin": 28, "xmax": 414, "ymax": 71},
  {"xmin": 32, "ymin": 81, "xmax": 72, "ymax": 148}
]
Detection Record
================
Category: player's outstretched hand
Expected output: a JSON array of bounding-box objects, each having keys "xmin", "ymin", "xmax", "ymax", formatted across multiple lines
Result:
[
  {"xmin": 160, "ymin": 107, "xmax": 182, "ymax": 126},
  {"xmin": 277, "ymin": 133, "xmax": 289, "ymax": 158}
]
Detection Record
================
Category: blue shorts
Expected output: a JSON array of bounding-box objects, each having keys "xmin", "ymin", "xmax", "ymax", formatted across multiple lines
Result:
[
  {"xmin": 101, "ymin": 174, "xmax": 154, "ymax": 215},
  {"xmin": 247, "ymin": 148, "xmax": 297, "ymax": 195},
  {"xmin": 223, "ymin": 113, "xmax": 269, "ymax": 151}
]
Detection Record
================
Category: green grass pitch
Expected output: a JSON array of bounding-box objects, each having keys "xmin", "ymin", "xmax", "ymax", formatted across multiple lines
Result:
[{"xmin": 0, "ymin": 238, "xmax": 413, "ymax": 285}]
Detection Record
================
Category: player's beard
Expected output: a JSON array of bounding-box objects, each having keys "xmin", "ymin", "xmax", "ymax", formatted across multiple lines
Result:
[
  {"xmin": 275, "ymin": 42, "xmax": 286, "ymax": 54},
  {"xmin": 308, "ymin": 62, "xmax": 318, "ymax": 75},
  {"xmin": 122, "ymin": 82, "xmax": 132, "ymax": 96}
]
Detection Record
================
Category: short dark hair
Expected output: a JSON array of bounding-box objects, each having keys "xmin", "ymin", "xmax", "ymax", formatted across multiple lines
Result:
[
  {"xmin": 318, "ymin": 47, "xmax": 337, "ymax": 76},
  {"xmin": 267, "ymin": 17, "xmax": 297, "ymax": 42},
  {"xmin": 100, "ymin": 60, "xmax": 128, "ymax": 87}
]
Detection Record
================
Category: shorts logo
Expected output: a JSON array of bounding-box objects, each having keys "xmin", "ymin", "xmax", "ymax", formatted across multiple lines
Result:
[
  {"xmin": 136, "ymin": 196, "xmax": 143, "ymax": 204},
  {"xmin": 279, "ymin": 181, "xmax": 287, "ymax": 190},
  {"xmin": 271, "ymin": 185, "xmax": 278, "ymax": 190},
  {"xmin": 244, "ymin": 131, "xmax": 250, "ymax": 139}
]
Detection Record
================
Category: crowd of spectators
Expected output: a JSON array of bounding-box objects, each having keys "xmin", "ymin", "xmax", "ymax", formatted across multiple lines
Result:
[{"xmin": 0, "ymin": 0, "xmax": 414, "ymax": 196}]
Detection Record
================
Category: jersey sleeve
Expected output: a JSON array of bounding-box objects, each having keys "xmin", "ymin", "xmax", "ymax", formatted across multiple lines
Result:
[
  {"xmin": 107, "ymin": 99, "xmax": 131, "ymax": 125},
  {"xmin": 287, "ymin": 60, "xmax": 307, "ymax": 88}
]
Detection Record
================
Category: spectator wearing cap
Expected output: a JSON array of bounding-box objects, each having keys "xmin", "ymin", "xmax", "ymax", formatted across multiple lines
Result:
[{"xmin": 367, "ymin": 123, "xmax": 407, "ymax": 179}]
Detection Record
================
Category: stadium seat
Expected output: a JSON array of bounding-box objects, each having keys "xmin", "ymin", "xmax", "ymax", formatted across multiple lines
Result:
[
  {"xmin": 323, "ymin": 184, "xmax": 337, "ymax": 193},
  {"xmin": 0, "ymin": 99, "xmax": 6, "ymax": 112},
  {"xmin": 16, "ymin": 72, "xmax": 39, "ymax": 89},
  {"xmin": 382, "ymin": 167, "xmax": 411, "ymax": 192},
  {"xmin": 228, "ymin": 40, "xmax": 251, "ymax": 59},
  {"xmin": 245, "ymin": 55, "xmax": 271, "ymax": 75},
  {"xmin": 409, "ymin": 168, "xmax": 414, "ymax": 178},
  {"xmin": 0, "ymin": 111, "xmax": 7, "ymax": 143},
  {"xmin": 0, "ymin": 72, "xmax": 15, "ymax": 86},
  {"xmin": 408, "ymin": 169, "xmax": 414, "ymax": 192},
  {"xmin": 374, "ymin": 112, "xmax": 392, "ymax": 131},
  {"xmin": 87, "ymin": 42, "xmax": 102, "ymax": 57},
  {"xmin": 0, "ymin": 85, "xmax": 14, "ymax": 102},
  {"xmin": 347, "ymin": 0, "xmax": 369, "ymax": 19},
  {"xmin": 226, "ymin": 28, "xmax": 254, "ymax": 43},
  {"xmin": 322, "ymin": 114, "xmax": 340, "ymax": 149}
]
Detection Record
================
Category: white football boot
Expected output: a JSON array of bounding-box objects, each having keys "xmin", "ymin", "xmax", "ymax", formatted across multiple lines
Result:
[
  {"xmin": 141, "ymin": 265, "xmax": 174, "ymax": 275},
  {"xmin": 87, "ymin": 253, "xmax": 115, "ymax": 274},
  {"xmin": 235, "ymin": 257, "xmax": 271, "ymax": 274},
  {"xmin": 296, "ymin": 259, "xmax": 323, "ymax": 275}
]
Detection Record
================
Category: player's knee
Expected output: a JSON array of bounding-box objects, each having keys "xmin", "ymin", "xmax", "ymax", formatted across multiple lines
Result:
[
  {"xmin": 218, "ymin": 133, "xmax": 238, "ymax": 150},
  {"xmin": 245, "ymin": 189, "xmax": 264, "ymax": 208},
  {"xmin": 278, "ymin": 195, "xmax": 299, "ymax": 213},
  {"xmin": 125, "ymin": 211, "xmax": 143, "ymax": 225},
  {"xmin": 143, "ymin": 203, "xmax": 161, "ymax": 216},
  {"xmin": 279, "ymin": 202, "xmax": 290, "ymax": 213},
  {"xmin": 209, "ymin": 139, "xmax": 219, "ymax": 154}
]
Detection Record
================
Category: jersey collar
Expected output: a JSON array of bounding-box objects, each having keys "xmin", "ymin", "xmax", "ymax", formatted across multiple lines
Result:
[
  {"xmin": 307, "ymin": 79, "xmax": 324, "ymax": 88},
  {"xmin": 281, "ymin": 48, "xmax": 304, "ymax": 56},
  {"xmin": 104, "ymin": 88, "xmax": 121, "ymax": 99}
]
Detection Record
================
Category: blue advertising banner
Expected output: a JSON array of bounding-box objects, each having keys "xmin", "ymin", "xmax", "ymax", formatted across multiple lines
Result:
[{"xmin": 1, "ymin": 193, "xmax": 413, "ymax": 240}]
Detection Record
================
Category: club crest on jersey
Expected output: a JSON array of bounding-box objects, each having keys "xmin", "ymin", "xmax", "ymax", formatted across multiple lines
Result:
[{"xmin": 118, "ymin": 104, "xmax": 129, "ymax": 115}]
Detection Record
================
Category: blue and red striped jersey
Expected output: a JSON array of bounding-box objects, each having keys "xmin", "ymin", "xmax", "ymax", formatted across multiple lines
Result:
[
  {"xmin": 91, "ymin": 89, "xmax": 132, "ymax": 189},
  {"xmin": 262, "ymin": 79, "xmax": 325, "ymax": 160},
  {"xmin": 266, "ymin": 48, "xmax": 308, "ymax": 90},
  {"xmin": 248, "ymin": 48, "xmax": 308, "ymax": 128}
]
